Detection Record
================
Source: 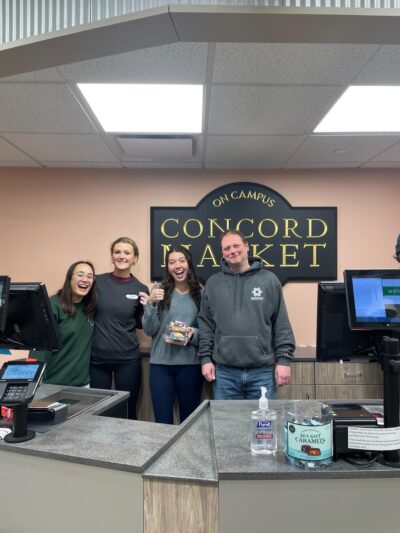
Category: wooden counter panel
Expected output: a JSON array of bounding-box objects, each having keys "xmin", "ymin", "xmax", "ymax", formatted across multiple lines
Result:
[
  {"xmin": 315, "ymin": 362, "xmax": 382, "ymax": 385},
  {"xmin": 144, "ymin": 479, "xmax": 218, "ymax": 533},
  {"xmin": 316, "ymin": 384, "xmax": 383, "ymax": 400}
]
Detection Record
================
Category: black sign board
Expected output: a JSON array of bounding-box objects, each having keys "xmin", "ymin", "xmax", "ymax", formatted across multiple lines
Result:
[{"xmin": 151, "ymin": 182, "xmax": 337, "ymax": 285}]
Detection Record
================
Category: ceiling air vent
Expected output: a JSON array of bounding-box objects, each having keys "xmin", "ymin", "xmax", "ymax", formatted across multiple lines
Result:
[{"xmin": 116, "ymin": 135, "xmax": 193, "ymax": 161}]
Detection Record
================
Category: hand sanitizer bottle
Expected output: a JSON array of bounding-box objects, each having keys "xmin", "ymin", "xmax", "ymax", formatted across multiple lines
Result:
[{"xmin": 251, "ymin": 386, "xmax": 277, "ymax": 455}]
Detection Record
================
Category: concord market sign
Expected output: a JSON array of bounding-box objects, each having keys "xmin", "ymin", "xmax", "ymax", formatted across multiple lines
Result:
[{"xmin": 151, "ymin": 182, "xmax": 337, "ymax": 285}]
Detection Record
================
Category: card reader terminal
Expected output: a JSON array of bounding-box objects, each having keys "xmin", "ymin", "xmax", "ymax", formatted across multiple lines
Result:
[
  {"xmin": 0, "ymin": 360, "xmax": 45, "ymax": 405},
  {"xmin": 0, "ymin": 360, "xmax": 46, "ymax": 443}
]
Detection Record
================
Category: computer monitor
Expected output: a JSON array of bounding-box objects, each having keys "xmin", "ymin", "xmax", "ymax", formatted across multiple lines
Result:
[
  {"xmin": 344, "ymin": 269, "xmax": 400, "ymax": 331},
  {"xmin": 316, "ymin": 282, "xmax": 378, "ymax": 361},
  {"xmin": 0, "ymin": 276, "xmax": 10, "ymax": 335},
  {"xmin": 0, "ymin": 282, "xmax": 61, "ymax": 351}
]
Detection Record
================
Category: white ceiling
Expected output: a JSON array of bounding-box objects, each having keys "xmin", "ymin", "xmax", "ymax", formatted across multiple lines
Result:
[{"xmin": 1, "ymin": 7, "xmax": 400, "ymax": 169}]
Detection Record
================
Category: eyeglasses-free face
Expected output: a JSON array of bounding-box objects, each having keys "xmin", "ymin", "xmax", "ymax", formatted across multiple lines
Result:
[{"xmin": 111, "ymin": 243, "xmax": 137, "ymax": 275}]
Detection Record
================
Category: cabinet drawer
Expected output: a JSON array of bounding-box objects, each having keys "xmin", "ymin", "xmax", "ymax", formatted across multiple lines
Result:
[
  {"xmin": 290, "ymin": 362, "xmax": 314, "ymax": 385},
  {"xmin": 315, "ymin": 362, "xmax": 382, "ymax": 385},
  {"xmin": 315, "ymin": 384, "xmax": 383, "ymax": 400},
  {"xmin": 278, "ymin": 385, "xmax": 315, "ymax": 400}
]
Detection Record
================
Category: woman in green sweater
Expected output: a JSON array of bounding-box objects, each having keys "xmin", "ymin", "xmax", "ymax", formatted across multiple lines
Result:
[{"xmin": 32, "ymin": 261, "xmax": 97, "ymax": 387}]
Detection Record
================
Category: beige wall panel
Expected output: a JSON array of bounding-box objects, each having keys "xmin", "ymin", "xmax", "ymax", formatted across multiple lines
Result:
[
  {"xmin": 220, "ymin": 478, "xmax": 400, "ymax": 533},
  {"xmin": 1, "ymin": 168, "xmax": 399, "ymax": 350},
  {"xmin": 0, "ymin": 450, "xmax": 143, "ymax": 533}
]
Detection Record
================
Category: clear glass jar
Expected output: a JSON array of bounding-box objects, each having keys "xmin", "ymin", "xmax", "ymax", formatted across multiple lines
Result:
[{"xmin": 284, "ymin": 401, "xmax": 333, "ymax": 469}]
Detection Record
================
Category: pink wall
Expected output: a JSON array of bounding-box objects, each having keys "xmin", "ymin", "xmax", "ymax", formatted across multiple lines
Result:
[{"xmin": 1, "ymin": 167, "xmax": 399, "ymax": 354}]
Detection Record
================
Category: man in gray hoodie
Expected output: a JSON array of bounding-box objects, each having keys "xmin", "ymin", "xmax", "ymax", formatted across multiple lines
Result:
[{"xmin": 198, "ymin": 229, "xmax": 295, "ymax": 399}]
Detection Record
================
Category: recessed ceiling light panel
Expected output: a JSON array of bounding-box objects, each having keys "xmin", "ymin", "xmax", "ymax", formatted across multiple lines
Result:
[
  {"xmin": 78, "ymin": 83, "xmax": 203, "ymax": 134},
  {"xmin": 314, "ymin": 86, "xmax": 400, "ymax": 133}
]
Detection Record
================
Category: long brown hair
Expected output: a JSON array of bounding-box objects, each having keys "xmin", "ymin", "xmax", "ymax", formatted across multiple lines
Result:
[
  {"xmin": 57, "ymin": 261, "xmax": 97, "ymax": 318},
  {"xmin": 159, "ymin": 246, "xmax": 202, "ymax": 311}
]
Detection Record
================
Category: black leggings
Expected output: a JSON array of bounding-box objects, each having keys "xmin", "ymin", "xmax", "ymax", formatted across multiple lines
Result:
[{"xmin": 89, "ymin": 359, "xmax": 142, "ymax": 420}]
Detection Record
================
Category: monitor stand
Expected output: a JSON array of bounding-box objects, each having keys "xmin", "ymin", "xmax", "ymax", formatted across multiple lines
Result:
[{"xmin": 4, "ymin": 402, "xmax": 35, "ymax": 443}]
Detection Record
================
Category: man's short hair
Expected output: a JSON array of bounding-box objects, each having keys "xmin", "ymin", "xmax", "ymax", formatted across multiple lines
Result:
[{"xmin": 220, "ymin": 229, "xmax": 248, "ymax": 245}]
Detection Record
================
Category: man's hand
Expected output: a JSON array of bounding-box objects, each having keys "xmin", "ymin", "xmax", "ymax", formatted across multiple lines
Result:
[
  {"xmin": 202, "ymin": 362, "xmax": 216, "ymax": 382},
  {"xmin": 275, "ymin": 364, "xmax": 291, "ymax": 386}
]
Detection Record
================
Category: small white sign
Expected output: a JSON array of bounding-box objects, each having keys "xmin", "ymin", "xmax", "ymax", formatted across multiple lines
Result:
[{"xmin": 348, "ymin": 426, "xmax": 400, "ymax": 451}]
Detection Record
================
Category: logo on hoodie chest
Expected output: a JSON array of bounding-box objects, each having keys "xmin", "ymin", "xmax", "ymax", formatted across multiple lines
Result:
[{"xmin": 251, "ymin": 287, "xmax": 263, "ymax": 301}]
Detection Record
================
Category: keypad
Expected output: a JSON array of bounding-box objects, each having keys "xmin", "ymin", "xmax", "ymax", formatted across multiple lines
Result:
[{"xmin": 2, "ymin": 384, "xmax": 28, "ymax": 402}]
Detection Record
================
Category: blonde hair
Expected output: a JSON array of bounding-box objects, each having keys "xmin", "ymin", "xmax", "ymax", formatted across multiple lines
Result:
[{"xmin": 110, "ymin": 237, "xmax": 139, "ymax": 258}]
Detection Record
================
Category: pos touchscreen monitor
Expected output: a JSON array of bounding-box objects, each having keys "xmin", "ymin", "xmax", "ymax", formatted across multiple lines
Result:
[
  {"xmin": 344, "ymin": 269, "xmax": 400, "ymax": 330},
  {"xmin": 0, "ymin": 282, "xmax": 61, "ymax": 351},
  {"xmin": 0, "ymin": 276, "xmax": 10, "ymax": 335}
]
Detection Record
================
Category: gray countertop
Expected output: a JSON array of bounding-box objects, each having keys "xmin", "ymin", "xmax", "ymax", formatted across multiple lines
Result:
[
  {"xmin": 1, "ymin": 386, "xmax": 400, "ymax": 483},
  {"xmin": 209, "ymin": 400, "xmax": 400, "ymax": 480}
]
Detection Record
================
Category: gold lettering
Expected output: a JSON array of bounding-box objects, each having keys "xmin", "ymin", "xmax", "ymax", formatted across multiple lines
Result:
[
  {"xmin": 258, "ymin": 218, "xmax": 278, "ymax": 238},
  {"xmin": 213, "ymin": 193, "xmax": 230, "ymax": 207},
  {"xmin": 256, "ymin": 192, "xmax": 265, "ymax": 202},
  {"xmin": 251, "ymin": 244, "xmax": 274, "ymax": 267},
  {"xmin": 304, "ymin": 243, "xmax": 326, "ymax": 267},
  {"xmin": 183, "ymin": 219, "xmax": 203, "ymax": 239},
  {"xmin": 284, "ymin": 219, "xmax": 302, "ymax": 239},
  {"xmin": 161, "ymin": 218, "xmax": 179, "ymax": 238},
  {"xmin": 209, "ymin": 218, "xmax": 231, "ymax": 238},
  {"xmin": 280, "ymin": 244, "xmax": 299, "ymax": 267},
  {"xmin": 161, "ymin": 244, "xmax": 171, "ymax": 267},
  {"xmin": 307, "ymin": 218, "xmax": 328, "ymax": 238},
  {"xmin": 236, "ymin": 218, "xmax": 254, "ymax": 238},
  {"xmin": 230, "ymin": 190, "xmax": 239, "ymax": 200},
  {"xmin": 197, "ymin": 244, "xmax": 219, "ymax": 268}
]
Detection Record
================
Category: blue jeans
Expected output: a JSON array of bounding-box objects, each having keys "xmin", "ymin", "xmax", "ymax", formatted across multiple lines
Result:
[
  {"xmin": 150, "ymin": 364, "xmax": 203, "ymax": 424},
  {"xmin": 213, "ymin": 364, "xmax": 277, "ymax": 400}
]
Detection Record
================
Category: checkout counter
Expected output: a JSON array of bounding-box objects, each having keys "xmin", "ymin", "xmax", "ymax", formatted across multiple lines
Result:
[{"xmin": 1, "ymin": 386, "xmax": 400, "ymax": 533}]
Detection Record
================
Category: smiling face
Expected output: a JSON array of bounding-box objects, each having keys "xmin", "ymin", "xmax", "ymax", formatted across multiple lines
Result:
[
  {"xmin": 70, "ymin": 263, "xmax": 95, "ymax": 303},
  {"xmin": 221, "ymin": 232, "xmax": 250, "ymax": 273},
  {"xmin": 167, "ymin": 251, "xmax": 189, "ymax": 286},
  {"xmin": 111, "ymin": 242, "xmax": 137, "ymax": 276}
]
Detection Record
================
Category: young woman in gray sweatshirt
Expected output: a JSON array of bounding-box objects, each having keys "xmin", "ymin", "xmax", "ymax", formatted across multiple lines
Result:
[{"xmin": 140, "ymin": 246, "xmax": 203, "ymax": 424}]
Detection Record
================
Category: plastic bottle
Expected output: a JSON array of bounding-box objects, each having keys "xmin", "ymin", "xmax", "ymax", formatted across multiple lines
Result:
[{"xmin": 250, "ymin": 386, "xmax": 277, "ymax": 455}]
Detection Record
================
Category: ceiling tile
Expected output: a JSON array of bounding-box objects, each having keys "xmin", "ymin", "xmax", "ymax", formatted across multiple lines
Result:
[
  {"xmin": 363, "ymin": 161, "xmax": 400, "ymax": 168},
  {"xmin": 208, "ymin": 86, "xmax": 341, "ymax": 135},
  {"xmin": 213, "ymin": 43, "xmax": 378, "ymax": 84},
  {"xmin": 0, "ymin": 161, "xmax": 41, "ymax": 167},
  {"xmin": 59, "ymin": 43, "xmax": 208, "ymax": 83},
  {"xmin": 3, "ymin": 134, "xmax": 118, "ymax": 162},
  {"xmin": 367, "ymin": 139, "xmax": 400, "ymax": 162},
  {"xmin": 353, "ymin": 45, "xmax": 400, "ymax": 84},
  {"xmin": 0, "ymin": 84, "xmax": 97, "ymax": 134},
  {"xmin": 41, "ymin": 161, "xmax": 123, "ymax": 168},
  {"xmin": 0, "ymin": 137, "xmax": 34, "ymax": 161},
  {"xmin": 284, "ymin": 161, "xmax": 361, "ymax": 169},
  {"xmin": 122, "ymin": 160, "xmax": 202, "ymax": 169},
  {"xmin": 287, "ymin": 134, "xmax": 400, "ymax": 164},
  {"xmin": 206, "ymin": 135, "xmax": 306, "ymax": 169},
  {"xmin": 0, "ymin": 67, "xmax": 66, "ymax": 83}
]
